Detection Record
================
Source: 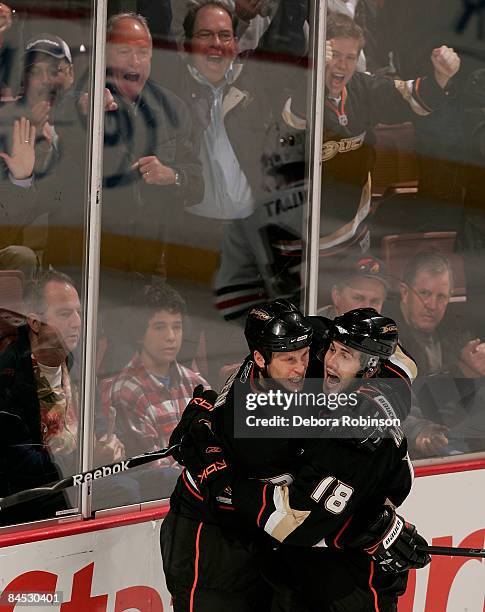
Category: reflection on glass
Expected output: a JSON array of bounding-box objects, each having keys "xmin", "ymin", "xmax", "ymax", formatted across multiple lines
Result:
[
  {"xmin": 95, "ymin": 0, "xmax": 313, "ymax": 508},
  {"xmin": 0, "ymin": 270, "xmax": 82, "ymax": 525},
  {"xmin": 317, "ymin": 4, "xmax": 485, "ymax": 462},
  {"xmin": 94, "ymin": 283, "xmax": 208, "ymax": 507},
  {"xmin": 0, "ymin": 2, "xmax": 94, "ymax": 526}
]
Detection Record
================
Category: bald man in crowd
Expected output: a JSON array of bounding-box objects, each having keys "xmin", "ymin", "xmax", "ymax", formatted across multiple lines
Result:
[{"xmin": 101, "ymin": 13, "xmax": 203, "ymax": 278}]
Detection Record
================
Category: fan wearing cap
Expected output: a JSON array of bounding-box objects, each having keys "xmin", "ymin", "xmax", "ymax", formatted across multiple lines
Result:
[
  {"xmin": 318, "ymin": 254, "xmax": 389, "ymax": 320},
  {"xmin": 0, "ymin": 34, "xmax": 76, "ymax": 279},
  {"xmin": 23, "ymin": 35, "xmax": 74, "ymax": 114},
  {"xmin": 0, "ymin": 34, "xmax": 74, "ymax": 179},
  {"xmin": 22, "ymin": 35, "xmax": 74, "ymax": 148}
]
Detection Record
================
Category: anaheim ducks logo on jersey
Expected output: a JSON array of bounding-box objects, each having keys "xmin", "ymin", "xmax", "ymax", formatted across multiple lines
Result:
[{"xmin": 322, "ymin": 131, "xmax": 366, "ymax": 162}]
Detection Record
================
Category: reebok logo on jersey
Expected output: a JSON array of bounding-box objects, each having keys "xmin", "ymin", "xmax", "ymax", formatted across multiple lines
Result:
[
  {"xmin": 191, "ymin": 397, "xmax": 215, "ymax": 411},
  {"xmin": 198, "ymin": 460, "xmax": 228, "ymax": 483},
  {"xmin": 205, "ymin": 447, "xmax": 222, "ymax": 454}
]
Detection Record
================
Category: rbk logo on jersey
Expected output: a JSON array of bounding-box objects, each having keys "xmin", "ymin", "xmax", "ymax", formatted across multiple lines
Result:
[
  {"xmin": 191, "ymin": 397, "xmax": 215, "ymax": 411},
  {"xmin": 198, "ymin": 460, "xmax": 228, "ymax": 483},
  {"xmin": 205, "ymin": 447, "xmax": 222, "ymax": 454}
]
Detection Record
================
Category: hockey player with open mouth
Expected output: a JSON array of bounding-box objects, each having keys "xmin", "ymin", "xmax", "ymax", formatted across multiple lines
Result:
[{"xmin": 161, "ymin": 300, "xmax": 429, "ymax": 611}]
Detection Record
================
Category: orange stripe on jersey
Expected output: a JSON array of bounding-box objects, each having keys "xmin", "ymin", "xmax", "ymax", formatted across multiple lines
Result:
[
  {"xmin": 256, "ymin": 484, "xmax": 268, "ymax": 528},
  {"xmin": 413, "ymin": 77, "xmax": 433, "ymax": 113},
  {"xmin": 182, "ymin": 469, "xmax": 204, "ymax": 502},
  {"xmin": 359, "ymin": 384, "xmax": 380, "ymax": 395},
  {"xmin": 369, "ymin": 560, "xmax": 380, "ymax": 612},
  {"xmin": 333, "ymin": 515, "xmax": 353, "ymax": 549},
  {"xmin": 189, "ymin": 522, "xmax": 203, "ymax": 612},
  {"xmin": 384, "ymin": 363, "xmax": 411, "ymax": 390}
]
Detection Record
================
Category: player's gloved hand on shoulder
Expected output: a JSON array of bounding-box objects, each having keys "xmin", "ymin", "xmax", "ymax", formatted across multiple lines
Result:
[
  {"xmin": 169, "ymin": 385, "xmax": 218, "ymax": 465},
  {"xmin": 182, "ymin": 419, "xmax": 232, "ymax": 501},
  {"xmin": 342, "ymin": 506, "xmax": 431, "ymax": 573},
  {"xmin": 344, "ymin": 381, "xmax": 405, "ymax": 453}
]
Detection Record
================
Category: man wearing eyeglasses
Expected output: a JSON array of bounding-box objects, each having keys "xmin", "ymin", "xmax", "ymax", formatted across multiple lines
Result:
[
  {"xmin": 162, "ymin": 0, "xmax": 274, "ymax": 223},
  {"xmin": 388, "ymin": 250, "xmax": 485, "ymax": 459}
]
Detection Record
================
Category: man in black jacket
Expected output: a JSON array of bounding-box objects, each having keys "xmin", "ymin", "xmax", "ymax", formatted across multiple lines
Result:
[
  {"xmin": 0, "ymin": 269, "xmax": 81, "ymax": 524},
  {"xmin": 101, "ymin": 12, "xmax": 203, "ymax": 277},
  {"xmin": 0, "ymin": 270, "xmax": 125, "ymax": 525}
]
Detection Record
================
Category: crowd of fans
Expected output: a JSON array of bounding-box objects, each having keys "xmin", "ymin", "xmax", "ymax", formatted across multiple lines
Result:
[{"xmin": 1, "ymin": 0, "xmax": 485, "ymax": 525}]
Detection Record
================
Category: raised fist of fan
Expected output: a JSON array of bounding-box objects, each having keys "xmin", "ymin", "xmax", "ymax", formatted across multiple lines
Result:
[
  {"xmin": 431, "ymin": 46, "xmax": 460, "ymax": 89},
  {"xmin": 169, "ymin": 385, "xmax": 218, "ymax": 465},
  {"xmin": 343, "ymin": 506, "xmax": 431, "ymax": 574}
]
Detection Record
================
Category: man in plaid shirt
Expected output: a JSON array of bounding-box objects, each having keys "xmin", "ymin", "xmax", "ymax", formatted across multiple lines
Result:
[{"xmin": 104, "ymin": 282, "xmax": 208, "ymax": 499}]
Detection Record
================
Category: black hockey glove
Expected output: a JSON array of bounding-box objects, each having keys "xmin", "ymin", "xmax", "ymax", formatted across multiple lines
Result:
[
  {"xmin": 181, "ymin": 419, "xmax": 232, "ymax": 501},
  {"xmin": 169, "ymin": 385, "xmax": 218, "ymax": 465},
  {"xmin": 343, "ymin": 381, "xmax": 405, "ymax": 453},
  {"xmin": 343, "ymin": 506, "xmax": 431, "ymax": 574}
]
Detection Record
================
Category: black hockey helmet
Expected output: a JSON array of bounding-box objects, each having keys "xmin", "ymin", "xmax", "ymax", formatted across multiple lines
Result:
[
  {"xmin": 329, "ymin": 308, "xmax": 398, "ymax": 359},
  {"xmin": 244, "ymin": 299, "xmax": 312, "ymax": 361}
]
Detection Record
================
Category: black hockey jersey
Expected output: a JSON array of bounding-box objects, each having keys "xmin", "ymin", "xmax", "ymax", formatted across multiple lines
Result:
[
  {"xmin": 170, "ymin": 321, "xmax": 416, "ymax": 547},
  {"xmin": 215, "ymin": 73, "xmax": 449, "ymax": 319}
]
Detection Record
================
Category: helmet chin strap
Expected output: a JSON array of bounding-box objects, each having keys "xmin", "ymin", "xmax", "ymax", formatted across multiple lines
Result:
[{"xmin": 253, "ymin": 352, "xmax": 294, "ymax": 393}]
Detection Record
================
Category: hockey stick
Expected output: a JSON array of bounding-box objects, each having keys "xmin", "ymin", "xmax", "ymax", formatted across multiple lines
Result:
[
  {"xmin": 418, "ymin": 545, "xmax": 485, "ymax": 558},
  {"xmin": 0, "ymin": 444, "xmax": 180, "ymax": 511}
]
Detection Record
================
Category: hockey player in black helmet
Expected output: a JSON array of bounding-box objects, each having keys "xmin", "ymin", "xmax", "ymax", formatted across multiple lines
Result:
[
  {"xmin": 323, "ymin": 308, "xmax": 399, "ymax": 393},
  {"xmin": 162, "ymin": 299, "xmax": 314, "ymax": 612},
  {"xmin": 227, "ymin": 308, "xmax": 430, "ymax": 611},
  {"xmin": 306, "ymin": 307, "xmax": 415, "ymax": 426},
  {"xmin": 330, "ymin": 308, "xmax": 399, "ymax": 359},
  {"xmin": 244, "ymin": 298, "xmax": 313, "ymax": 391},
  {"xmin": 162, "ymin": 303, "xmax": 429, "ymax": 612}
]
